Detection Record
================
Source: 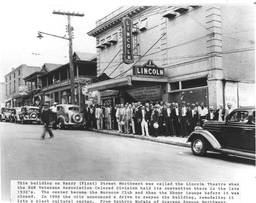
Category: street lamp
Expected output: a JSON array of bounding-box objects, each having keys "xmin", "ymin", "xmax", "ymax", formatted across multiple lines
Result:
[{"xmin": 37, "ymin": 10, "xmax": 84, "ymax": 105}]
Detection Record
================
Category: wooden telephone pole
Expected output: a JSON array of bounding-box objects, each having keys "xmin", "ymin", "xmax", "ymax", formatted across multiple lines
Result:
[{"xmin": 52, "ymin": 11, "xmax": 84, "ymax": 104}]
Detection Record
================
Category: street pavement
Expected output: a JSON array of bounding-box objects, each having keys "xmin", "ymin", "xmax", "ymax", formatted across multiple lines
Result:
[
  {"xmin": 1, "ymin": 122, "xmax": 255, "ymax": 202},
  {"xmin": 92, "ymin": 128, "xmax": 190, "ymax": 148}
]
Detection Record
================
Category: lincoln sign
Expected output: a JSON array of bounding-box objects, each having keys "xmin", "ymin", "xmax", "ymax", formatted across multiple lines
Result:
[
  {"xmin": 133, "ymin": 60, "xmax": 165, "ymax": 76},
  {"xmin": 122, "ymin": 17, "xmax": 134, "ymax": 64}
]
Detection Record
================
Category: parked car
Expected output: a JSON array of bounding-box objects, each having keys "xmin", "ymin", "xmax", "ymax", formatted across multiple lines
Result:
[
  {"xmin": 9, "ymin": 107, "xmax": 22, "ymax": 123},
  {"xmin": 20, "ymin": 106, "xmax": 41, "ymax": 124},
  {"xmin": 56, "ymin": 104, "xmax": 84, "ymax": 129},
  {"xmin": 0, "ymin": 107, "xmax": 13, "ymax": 122},
  {"xmin": 187, "ymin": 106, "xmax": 255, "ymax": 159}
]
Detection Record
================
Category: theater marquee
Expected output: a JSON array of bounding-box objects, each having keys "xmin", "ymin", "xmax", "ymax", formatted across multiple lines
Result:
[
  {"xmin": 133, "ymin": 60, "xmax": 165, "ymax": 76},
  {"xmin": 122, "ymin": 17, "xmax": 134, "ymax": 64}
]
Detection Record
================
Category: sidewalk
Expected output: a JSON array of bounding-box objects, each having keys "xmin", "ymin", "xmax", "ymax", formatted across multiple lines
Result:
[{"xmin": 92, "ymin": 129, "xmax": 190, "ymax": 148}]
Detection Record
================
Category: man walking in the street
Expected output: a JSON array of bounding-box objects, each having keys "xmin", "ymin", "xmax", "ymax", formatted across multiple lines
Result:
[{"xmin": 41, "ymin": 103, "xmax": 54, "ymax": 140}]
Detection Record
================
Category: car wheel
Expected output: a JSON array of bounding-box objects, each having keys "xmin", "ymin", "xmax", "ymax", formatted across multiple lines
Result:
[
  {"xmin": 58, "ymin": 119, "xmax": 65, "ymax": 129},
  {"xmin": 191, "ymin": 136, "xmax": 207, "ymax": 156}
]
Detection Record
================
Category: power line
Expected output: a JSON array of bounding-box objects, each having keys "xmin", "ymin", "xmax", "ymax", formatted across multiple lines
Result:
[{"xmin": 114, "ymin": 33, "xmax": 166, "ymax": 79}]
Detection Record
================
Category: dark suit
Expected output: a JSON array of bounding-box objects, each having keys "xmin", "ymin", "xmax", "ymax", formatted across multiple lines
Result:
[
  {"xmin": 135, "ymin": 107, "xmax": 142, "ymax": 135},
  {"xmin": 187, "ymin": 108, "xmax": 198, "ymax": 134},
  {"xmin": 151, "ymin": 109, "xmax": 160, "ymax": 137},
  {"xmin": 172, "ymin": 107, "xmax": 181, "ymax": 136},
  {"xmin": 163, "ymin": 108, "xmax": 173, "ymax": 136},
  {"xmin": 83, "ymin": 107, "xmax": 91, "ymax": 129},
  {"xmin": 41, "ymin": 108, "xmax": 54, "ymax": 139}
]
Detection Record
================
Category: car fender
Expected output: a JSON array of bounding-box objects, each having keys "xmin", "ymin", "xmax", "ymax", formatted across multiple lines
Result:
[
  {"xmin": 187, "ymin": 129, "xmax": 221, "ymax": 150},
  {"xmin": 57, "ymin": 115, "xmax": 66, "ymax": 123}
]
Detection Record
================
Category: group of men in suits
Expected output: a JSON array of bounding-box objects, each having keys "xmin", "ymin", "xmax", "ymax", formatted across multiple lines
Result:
[{"xmin": 82, "ymin": 101, "xmax": 234, "ymax": 138}]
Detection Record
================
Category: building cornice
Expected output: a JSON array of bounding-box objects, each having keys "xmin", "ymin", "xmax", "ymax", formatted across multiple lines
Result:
[{"xmin": 87, "ymin": 6, "xmax": 151, "ymax": 37}]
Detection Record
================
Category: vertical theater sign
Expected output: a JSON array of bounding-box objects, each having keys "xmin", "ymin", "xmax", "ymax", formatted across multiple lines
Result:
[{"xmin": 122, "ymin": 17, "xmax": 134, "ymax": 64}]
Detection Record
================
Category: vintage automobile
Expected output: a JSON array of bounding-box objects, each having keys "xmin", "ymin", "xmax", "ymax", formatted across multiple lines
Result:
[
  {"xmin": 9, "ymin": 107, "xmax": 22, "ymax": 123},
  {"xmin": 20, "ymin": 106, "xmax": 41, "ymax": 124},
  {"xmin": 56, "ymin": 104, "xmax": 84, "ymax": 129},
  {"xmin": 187, "ymin": 106, "xmax": 255, "ymax": 159},
  {"xmin": 0, "ymin": 107, "xmax": 13, "ymax": 122}
]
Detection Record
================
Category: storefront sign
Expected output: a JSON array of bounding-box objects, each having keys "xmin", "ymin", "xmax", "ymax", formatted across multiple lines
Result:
[
  {"xmin": 122, "ymin": 17, "xmax": 134, "ymax": 64},
  {"xmin": 126, "ymin": 85, "xmax": 162, "ymax": 102},
  {"xmin": 133, "ymin": 60, "xmax": 164, "ymax": 76},
  {"xmin": 18, "ymin": 85, "xmax": 28, "ymax": 95}
]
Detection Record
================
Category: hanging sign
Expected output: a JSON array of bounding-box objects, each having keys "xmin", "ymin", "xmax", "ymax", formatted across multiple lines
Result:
[
  {"xmin": 133, "ymin": 60, "xmax": 164, "ymax": 76},
  {"xmin": 122, "ymin": 17, "xmax": 134, "ymax": 64}
]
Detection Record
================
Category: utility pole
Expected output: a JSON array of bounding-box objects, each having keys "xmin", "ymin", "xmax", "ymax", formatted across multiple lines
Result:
[{"xmin": 52, "ymin": 11, "xmax": 84, "ymax": 104}]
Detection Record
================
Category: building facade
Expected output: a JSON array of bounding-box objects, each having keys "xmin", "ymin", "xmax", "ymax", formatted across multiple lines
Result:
[
  {"xmin": 39, "ymin": 52, "xmax": 97, "ymax": 109},
  {"xmin": 87, "ymin": 5, "xmax": 255, "ymax": 109},
  {"xmin": 0, "ymin": 82, "xmax": 5, "ymax": 108},
  {"xmin": 4, "ymin": 64, "xmax": 41, "ymax": 107},
  {"xmin": 23, "ymin": 63, "xmax": 62, "ymax": 106}
]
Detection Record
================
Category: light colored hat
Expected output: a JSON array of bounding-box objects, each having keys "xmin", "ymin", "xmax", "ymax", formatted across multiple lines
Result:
[
  {"xmin": 154, "ymin": 104, "xmax": 161, "ymax": 108},
  {"xmin": 53, "ymin": 102, "xmax": 58, "ymax": 105},
  {"xmin": 153, "ymin": 122, "xmax": 159, "ymax": 129}
]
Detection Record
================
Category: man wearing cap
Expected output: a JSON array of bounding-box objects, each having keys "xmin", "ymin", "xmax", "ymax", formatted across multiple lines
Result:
[
  {"xmin": 41, "ymin": 103, "xmax": 54, "ymax": 140},
  {"xmin": 50, "ymin": 102, "xmax": 58, "ymax": 130}
]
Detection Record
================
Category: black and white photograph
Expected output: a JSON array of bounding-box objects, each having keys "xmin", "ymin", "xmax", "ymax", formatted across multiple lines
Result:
[{"xmin": 0, "ymin": 0, "xmax": 255, "ymax": 203}]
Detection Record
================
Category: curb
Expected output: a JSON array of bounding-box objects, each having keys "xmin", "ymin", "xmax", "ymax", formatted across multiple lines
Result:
[{"xmin": 92, "ymin": 129, "xmax": 190, "ymax": 148}]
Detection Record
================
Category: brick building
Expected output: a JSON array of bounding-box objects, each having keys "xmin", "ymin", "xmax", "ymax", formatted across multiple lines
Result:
[
  {"xmin": 4, "ymin": 65, "xmax": 41, "ymax": 107},
  {"xmin": 86, "ymin": 5, "xmax": 255, "ymax": 109}
]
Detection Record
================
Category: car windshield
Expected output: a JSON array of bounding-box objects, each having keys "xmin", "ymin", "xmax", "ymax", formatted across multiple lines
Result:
[{"xmin": 68, "ymin": 107, "xmax": 80, "ymax": 112}]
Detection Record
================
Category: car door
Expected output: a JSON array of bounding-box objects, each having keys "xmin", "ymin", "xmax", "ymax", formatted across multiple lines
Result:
[{"xmin": 222, "ymin": 110, "xmax": 255, "ymax": 152}]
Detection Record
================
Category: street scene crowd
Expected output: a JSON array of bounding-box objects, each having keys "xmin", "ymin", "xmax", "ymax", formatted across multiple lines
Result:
[{"xmin": 81, "ymin": 101, "xmax": 234, "ymax": 138}]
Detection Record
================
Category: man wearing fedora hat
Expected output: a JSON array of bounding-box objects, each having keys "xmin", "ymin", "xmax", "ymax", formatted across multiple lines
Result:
[{"xmin": 41, "ymin": 103, "xmax": 54, "ymax": 140}]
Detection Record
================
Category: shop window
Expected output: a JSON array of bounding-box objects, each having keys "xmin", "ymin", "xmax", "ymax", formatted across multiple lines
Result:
[
  {"xmin": 181, "ymin": 77, "xmax": 207, "ymax": 89},
  {"xmin": 170, "ymin": 82, "xmax": 179, "ymax": 91},
  {"xmin": 139, "ymin": 18, "xmax": 148, "ymax": 31}
]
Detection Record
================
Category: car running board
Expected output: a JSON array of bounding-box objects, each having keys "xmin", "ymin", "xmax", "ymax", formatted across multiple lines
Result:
[{"xmin": 219, "ymin": 148, "xmax": 255, "ymax": 159}]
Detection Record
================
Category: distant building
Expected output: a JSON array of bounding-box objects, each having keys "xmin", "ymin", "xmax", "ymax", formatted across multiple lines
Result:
[
  {"xmin": 0, "ymin": 82, "xmax": 5, "ymax": 108},
  {"xmin": 4, "ymin": 64, "xmax": 41, "ymax": 107},
  {"xmin": 87, "ymin": 5, "xmax": 255, "ymax": 108}
]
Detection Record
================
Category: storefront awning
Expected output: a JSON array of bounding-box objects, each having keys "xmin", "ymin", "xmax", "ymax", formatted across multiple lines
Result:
[{"xmin": 86, "ymin": 76, "xmax": 168, "ymax": 92}]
